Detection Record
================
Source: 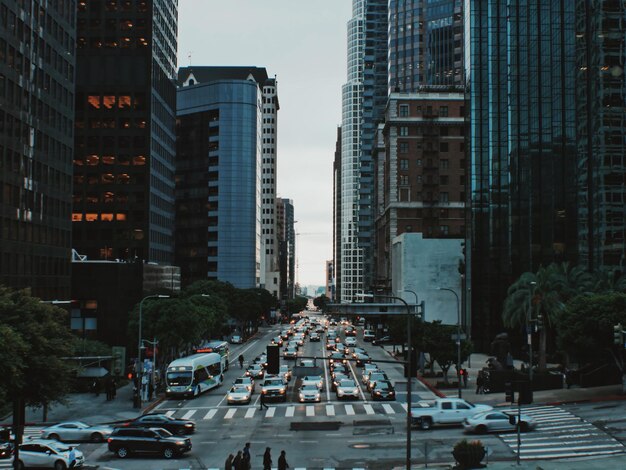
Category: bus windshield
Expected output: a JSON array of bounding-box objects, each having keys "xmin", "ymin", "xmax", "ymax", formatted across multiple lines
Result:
[{"xmin": 166, "ymin": 371, "xmax": 192, "ymax": 386}]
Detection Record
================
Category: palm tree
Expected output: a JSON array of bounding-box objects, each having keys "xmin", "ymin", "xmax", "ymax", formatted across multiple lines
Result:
[
  {"xmin": 502, "ymin": 265, "xmax": 565, "ymax": 371},
  {"xmin": 589, "ymin": 268, "xmax": 626, "ymax": 294}
]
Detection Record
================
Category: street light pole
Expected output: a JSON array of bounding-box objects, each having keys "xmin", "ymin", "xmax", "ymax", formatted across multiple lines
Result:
[
  {"xmin": 438, "ymin": 287, "xmax": 461, "ymax": 398},
  {"xmin": 528, "ymin": 281, "xmax": 536, "ymax": 382},
  {"xmin": 138, "ymin": 294, "xmax": 169, "ymax": 408}
]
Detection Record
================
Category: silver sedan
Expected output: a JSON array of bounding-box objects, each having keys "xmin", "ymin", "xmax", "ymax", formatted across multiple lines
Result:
[
  {"xmin": 463, "ymin": 411, "xmax": 536, "ymax": 434},
  {"xmin": 227, "ymin": 385, "xmax": 252, "ymax": 405},
  {"xmin": 40, "ymin": 421, "xmax": 113, "ymax": 442}
]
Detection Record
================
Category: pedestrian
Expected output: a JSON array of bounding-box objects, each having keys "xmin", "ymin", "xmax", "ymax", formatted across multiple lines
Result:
[
  {"xmin": 111, "ymin": 378, "xmax": 117, "ymax": 399},
  {"xmin": 92, "ymin": 379, "xmax": 100, "ymax": 397},
  {"xmin": 263, "ymin": 447, "xmax": 272, "ymax": 470},
  {"xmin": 259, "ymin": 392, "xmax": 269, "ymax": 410},
  {"xmin": 239, "ymin": 354, "xmax": 244, "ymax": 369},
  {"xmin": 278, "ymin": 449, "xmax": 289, "ymax": 470},
  {"xmin": 68, "ymin": 446, "xmax": 76, "ymax": 468},
  {"xmin": 462, "ymin": 368, "xmax": 468, "ymax": 388},
  {"xmin": 225, "ymin": 453, "xmax": 234, "ymax": 470},
  {"xmin": 232, "ymin": 450, "xmax": 243, "ymax": 470},
  {"xmin": 242, "ymin": 442, "xmax": 251, "ymax": 470},
  {"xmin": 475, "ymin": 371, "xmax": 484, "ymax": 394}
]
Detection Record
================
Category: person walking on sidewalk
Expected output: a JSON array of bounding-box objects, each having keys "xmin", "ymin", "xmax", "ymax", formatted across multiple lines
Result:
[
  {"xmin": 263, "ymin": 447, "xmax": 272, "ymax": 470},
  {"xmin": 224, "ymin": 453, "xmax": 234, "ymax": 470},
  {"xmin": 476, "ymin": 371, "xmax": 485, "ymax": 394},
  {"xmin": 278, "ymin": 449, "xmax": 289, "ymax": 470},
  {"xmin": 242, "ymin": 442, "xmax": 251, "ymax": 469},
  {"xmin": 232, "ymin": 450, "xmax": 243, "ymax": 470}
]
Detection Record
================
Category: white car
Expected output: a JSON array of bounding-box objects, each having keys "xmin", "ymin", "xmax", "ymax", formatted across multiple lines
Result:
[
  {"xmin": 279, "ymin": 365, "xmax": 292, "ymax": 382},
  {"xmin": 301, "ymin": 375, "xmax": 323, "ymax": 390},
  {"xmin": 16, "ymin": 439, "xmax": 85, "ymax": 469},
  {"xmin": 345, "ymin": 337, "xmax": 357, "ymax": 347},
  {"xmin": 336, "ymin": 379, "xmax": 360, "ymax": 400},
  {"xmin": 298, "ymin": 384, "xmax": 321, "ymax": 403},
  {"xmin": 227, "ymin": 385, "xmax": 252, "ymax": 405},
  {"xmin": 233, "ymin": 376, "xmax": 255, "ymax": 393},
  {"xmin": 40, "ymin": 421, "xmax": 113, "ymax": 443},
  {"xmin": 463, "ymin": 411, "xmax": 537, "ymax": 434},
  {"xmin": 230, "ymin": 335, "xmax": 243, "ymax": 344}
]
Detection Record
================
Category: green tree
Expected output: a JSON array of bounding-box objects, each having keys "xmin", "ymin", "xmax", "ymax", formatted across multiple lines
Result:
[
  {"xmin": 0, "ymin": 287, "xmax": 74, "ymax": 408},
  {"xmin": 556, "ymin": 292, "xmax": 626, "ymax": 375},
  {"xmin": 313, "ymin": 295, "xmax": 330, "ymax": 312},
  {"xmin": 423, "ymin": 321, "xmax": 472, "ymax": 383},
  {"xmin": 285, "ymin": 296, "xmax": 308, "ymax": 316},
  {"xmin": 69, "ymin": 337, "xmax": 112, "ymax": 357},
  {"xmin": 502, "ymin": 266, "xmax": 565, "ymax": 370}
]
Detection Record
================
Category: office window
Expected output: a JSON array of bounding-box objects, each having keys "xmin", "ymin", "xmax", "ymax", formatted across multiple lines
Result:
[
  {"xmin": 399, "ymin": 126, "xmax": 408, "ymax": 136},
  {"xmin": 399, "ymin": 104, "xmax": 409, "ymax": 117},
  {"xmin": 440, "ymin": 159, "xmax": 449, "ymax": 169},
  {"xmin": 400, "ymin": 159, "xmax": 409, "ymax": 170},
  {"xmin": 399, "ymin": 142, "xmax": 409, "ymax": 153},
  {"xmin": 440, "ymin": 225, "xmax": 449, "ymax": 235},
  {"xmin": 399, "ymin": 175, "xmax": 409, "ymax": 185},
  {"xmin": 439, "ymin": 106, "xmax": 448, "ymax": 117},
  {"xmin": 440, "ymin": 192, "xmax": 449, "ymax": 202}
]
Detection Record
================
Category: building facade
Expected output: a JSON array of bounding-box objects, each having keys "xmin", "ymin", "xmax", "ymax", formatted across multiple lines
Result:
[
  {"xmin": 276, "ymin": 197, "xmax": 295, "ymax": 300},
  {"xmin": 0, "ymin": 0, "xmax": 76, "ymax": 299},
  {"xmin": 467, "ymin": 0, "xmax": 578, "ymax": 349},
  {"xmin": 333, "ymin": 127, "xmax": 342, "ymax": 301},
  {"xmin": 176, "ymin": 66, "xmax": 266, "ymax": 289},
  {"xmin": 72, "ymin": 0, "xmax": 178, "ymax": 264},
  {"xmin": 373, "ymin": 89, "xmax": 466, "ymax": 290}
]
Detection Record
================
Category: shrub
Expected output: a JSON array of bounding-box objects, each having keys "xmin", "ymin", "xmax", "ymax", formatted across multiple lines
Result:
[{"xmin": 452, "ymin": 439, "xmax": 486, "ymax": 469}]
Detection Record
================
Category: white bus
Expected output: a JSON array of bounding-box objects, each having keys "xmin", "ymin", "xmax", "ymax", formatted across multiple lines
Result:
[
  {"xmin": 165, "ymin": 353, "xmax": 224, "ymax": 398},
  {"xmin": 194, "ymin": 340, "xmax": 230, "ymax": 371}
]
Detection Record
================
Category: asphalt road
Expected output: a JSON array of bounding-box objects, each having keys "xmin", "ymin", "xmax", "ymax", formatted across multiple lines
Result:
[{"xmin": 9, "ymin": 314, "xmax": 625, "ymax": 469}]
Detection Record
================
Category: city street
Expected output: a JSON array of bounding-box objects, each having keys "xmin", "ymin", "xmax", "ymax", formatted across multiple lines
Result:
[{"xmin": 3, "ymin": 315, "xmax": 626, "ymax": 469}]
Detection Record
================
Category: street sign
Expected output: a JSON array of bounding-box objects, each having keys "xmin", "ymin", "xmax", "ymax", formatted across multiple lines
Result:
[{"xmin": 450, "ymin": 333, "xmax": 467, "ymax": 341}]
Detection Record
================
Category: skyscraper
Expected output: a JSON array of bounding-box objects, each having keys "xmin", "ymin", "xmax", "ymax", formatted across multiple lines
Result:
[
  {"xmin": 277, "ymin": 198, "xmax": 295, "ymax": 299},
  {"xmin": 72, "ymin": 0, "xmax": 178, "ymax": 264},
  {"xmin": 467, "ymin": 0, "xmax": 578, "ymax": 349},
  {"xmin": 0, "ymin": 0, "xmax": 76, "ymax": 299},
  {"xmin": 176, "ymin": 66, "xmax": 268, "ymax": 289}
]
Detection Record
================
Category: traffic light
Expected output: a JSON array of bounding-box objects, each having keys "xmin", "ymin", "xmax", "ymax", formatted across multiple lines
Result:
[
  {"xmin": 266, "ymin": 344, "xmax": 280, "ymax": 375},
  {"xmin": 537, "ymin": 314, "xmax": 543, "ymax": 331},
  {"xmin": 504, "ymin": 381, "xmax": 515, "ymax": 403},
  {"xmin": 614, "ymin": 323, "xmax": 623, "ymax": 345}
]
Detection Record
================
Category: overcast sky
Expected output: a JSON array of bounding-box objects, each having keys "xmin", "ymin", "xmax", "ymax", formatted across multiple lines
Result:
[{"xmin": 177, "ymin": 1, "xmax": 352, "ymax": 288}]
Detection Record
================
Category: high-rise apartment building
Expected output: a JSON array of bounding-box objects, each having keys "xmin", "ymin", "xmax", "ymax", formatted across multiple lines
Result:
[
  {"xmin": 339, "ymin": 0, "xmax": 387, "ymax": 302},
  {"xmin": 388, "ymin": 0, "xmax": 463, "ymax": 91},
  {"xmin": 72, "ymin": 0, "xmax": 178, "ymax": 264},
  {"xmin": 176, "ymin": 66, "xmax": 268, "ymax": 289},
  {"xmin": 333, "ymin": 127, "xmax": 342, "ymax": 301},
  {"xmin": 467, "ymin": 1, "xmax": 578, "ymax": 349},
  {"xmin": 276, "ymin": 198, "xmax": 295, "ymax": 300},
  {"xmin": 0, "ymin": 0, "xmax": 76, "ymax": 299},
  {"xmin": 576, "ymin": 0, "xmax": 626, "ymax": 270}
]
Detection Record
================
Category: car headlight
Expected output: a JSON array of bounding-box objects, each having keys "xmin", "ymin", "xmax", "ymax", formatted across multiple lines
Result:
[
  {"xmin": 280, "ymin": 389, "xmax": 286, "ymax": 394},
  {"xmin": 166, "ymin": 388, "xmax": 171, "ymax": 392},
  {"xmin": 176, "ymin": 440, "xmax": 185, "ymax": 445},
  {"xmin": 299, "ymin": 393, "xmax": 304, "ymax": 399},
  {"xmin": 185, "ymin": 423, "xmax": 193, "ymax": 427},
  {"xmin": 374, "ymin": 391, "xmax": 381, "ymax": 395},
  {"xmin": 187, "ymin": 387, "xmax": 193, "ymax": 391},
  {"xmin": 353, "ymin": 389, "xmax": 359, "ymax": 394}
]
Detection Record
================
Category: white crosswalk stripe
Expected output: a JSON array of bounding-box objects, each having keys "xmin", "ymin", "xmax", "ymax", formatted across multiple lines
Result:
[
  {"xmin": 497, "ymin": 405, "xmax": 625, "ymax": 460},
  {"xmin": 165, "ymin": 401, "xmax": 408, "ymax": 421}
]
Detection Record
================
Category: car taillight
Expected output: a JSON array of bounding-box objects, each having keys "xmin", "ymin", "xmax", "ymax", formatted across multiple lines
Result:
[{"xmin": 107, "ymin": 438, "xmax": 112, "ymax": 443}]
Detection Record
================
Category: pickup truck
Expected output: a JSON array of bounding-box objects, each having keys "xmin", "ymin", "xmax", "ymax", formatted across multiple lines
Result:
[{"xmin": 410, "ymin": 398, "xmax": 492, "ymax": 430}]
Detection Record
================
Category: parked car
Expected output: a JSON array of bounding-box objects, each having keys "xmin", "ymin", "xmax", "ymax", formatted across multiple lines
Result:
[
  {"xmin": 370, "ymin": 380, "xmax": 396, "ymax": 401},
  {"xmin": 40, "ymin": 421, "xmax": 114, "ymax": 443},
  {"xmin": 230, "ymin": 335, "xmax": 243, "ymax": 344},
  {"xmin": 298, "ymin": 384, "xmax": 321, "ymax": 403},
  {"xmin": 410, "ymin": 398, "xmax": 493, "ymax": 430},
  {"xmin": 372, "ymin": 335, "xmax": 393, "ymax": 345},
  {"xmin": 336, "ymin": 379, "xmax": 360, "ymax": 400},
  {"xmin": 15, "ymin": 439, "xmax": 85, "ymax": 469},
  {"xmin": 107, "ymin": 427, "xmax": 191, "ymax": 459},
  {"xmin": 0, "ymin": 440, "xmax": 13, "ymax": 460},
  {"xmin": 118, "ymin": 413, "xmax": 195, "ymax": 435},
  {"xmin": 227, "ymin": 385, "xmax": 252, "ymax": 405},
  {"xmin": 463, "ymin": 410, "xmax": 536, "ymax": 434}
]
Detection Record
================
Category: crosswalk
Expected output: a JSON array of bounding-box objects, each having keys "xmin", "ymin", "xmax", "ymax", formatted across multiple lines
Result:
[
  {"xmin": 160, "ymin": 401, "xmax": 408, "ymax": 421},
  {"xmin": 498, "ymin": 405, "xmax": 625, "ymax": 460}
]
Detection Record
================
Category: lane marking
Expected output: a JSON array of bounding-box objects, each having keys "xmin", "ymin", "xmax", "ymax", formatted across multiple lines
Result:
[{"xmin": 203, "ymin": 409, "xmax": 217, "ymax": 420}]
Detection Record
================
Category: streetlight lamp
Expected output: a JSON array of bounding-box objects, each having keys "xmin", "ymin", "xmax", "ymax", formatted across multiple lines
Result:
[
  {"xmin": 137, "ymin": 294, "xmax": 169, "ymax": 407},
  {"xmin": 527, "ymin": 281, "xmax": 537, "ymax": 382},
  {"xmin": 438, "ymin": 287, "xmax": 462, "ymax": 398}
]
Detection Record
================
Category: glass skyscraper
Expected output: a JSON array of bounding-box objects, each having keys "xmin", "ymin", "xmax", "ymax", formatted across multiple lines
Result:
[{"xmin": 467, "ymin": 0, "xmax": 578, "ymax": 349}]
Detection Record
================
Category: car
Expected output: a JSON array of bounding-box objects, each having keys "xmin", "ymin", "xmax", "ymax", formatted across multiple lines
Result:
[
  {"xmin": 283, "ymin": 347, "xmax": 298, "ymax": 360},
  {"xmin": 370, "ymin": 380, "xmax": 396, "ymax": 401},
  {"xmin": 253, "ymin": 354, "xmax": 268, "ymax": 368},
  {"xmin": 230, "ymin": 335, "xmax": 243, "ymax": 344},
  {"xmin": 411, "ymin": 398, "xmax": 493, "ymax": 430},
  {"xmin": 281, "ymin": 331, "xmax": 290, "ymax": 340},
  {"xmin": 330, "ymin": 364, "xmax": 351, "ymax": 378},
  {"xmin": 300, "ymin": 359, "xmax": 315, "ymax": 368},
  {"xmin": 270, "ymin": 336, "xmax": 283, "ymax": 347},
  {"xmin": 107, "ymin": 427, "xmax": 191, "ymax": 459},
  {"xmin": 354, "ymin": 353, "xmax": 371, "ymax": 367},
  {"xmin": 335, "ymin": 343, "xmax": 349, "ymax": 355},
  {"xmin": 246, "ymin": 364, "xmax": 265, "ymax": 379},
  {"xmin": 366, "ymin": 372, "xmax": 390, "ymax": 392},
  {"xmin": 233, "ymin": 376, "xmax": 255, "ymax": 393},
  {"xmin": 309, "ymin": 332, "xmax": 321, "ymax": 342},
  {"xmin": 301, "ymin": 375, "xmax": 323, "ymax": 390},
  {"xmin": 344, "ymin": 337, "xmax": 357, "ymax": 347},
  {"xmin": 40, "ymin": 421, "xmax": 114, "ymax": 443},
  {"xmin": 261, "ymin": 377, "xmax": 287, "ymax": 402},
  {"xmin": 328, "ymin": 352, "xmax": 347, "ymax": 365},
  {"xmin": 336, "ymin": 379, "xmax": 360, "ymax": 400},
  {"xmin": 298, "ymin": 384, "xmax": 321, "ymax": 403},
  {"xmin": 119, "ymin": 413, "xmax": 195, "ymax": 435},
  {"xmin": 316, "ymin": 325, "xmax": 325, "ymax": 333},
  {"xmin": 331, "ymin": 373, "xmax": 350, "ymax": 391},
  {"xmin": 325, "ymin": 341, "xmax": 337, "ymax": 351},
  {"xmin": 227, "ymin": 385, "xmax": 252, "ymax": 405},
  {"xmin": 363, "ymin": 329, "xmax": 376, "ymax": 342},
  {"xmin": 345, "ymin": 328, "xmax": 357, "ymax": 337},
  {"xmin": 279, "ymin": 365, "xmax": 292, "ymax": 382},
  {"xmin": 0, "ymin": 440, "xmax": 13, "ymax": 460},
  {"xmin": 294, "ymin": 335, "xmax": 305, "ymax": 346},
  {"xmin": 16, "ymin": 439, "xmax": 85, "ymax": 468},
  {"xmin": 362, "ymin": 368, "xmax": 383, "ymax": 386},
  {"xmin": 463, "ymin": 411, "xmax": 536, "ymax": 434},
  {"xmin": 372, "ymin": 335, "xmax": 392, "ymax": 345}
]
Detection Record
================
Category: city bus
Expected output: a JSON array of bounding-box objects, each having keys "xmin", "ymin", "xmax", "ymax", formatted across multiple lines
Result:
[
  {"xmin": 194, "ymin": 340, "xmax": 230, "ymax": 371},
  {"xmin": 165, "ymin": 353, "xmax": 224, "ymax": 398}
]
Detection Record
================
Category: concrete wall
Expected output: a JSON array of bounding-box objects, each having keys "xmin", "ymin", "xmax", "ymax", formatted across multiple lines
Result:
[{"xmin": 391, "ymin": 232, "xmax": 463, "ymax": 326}]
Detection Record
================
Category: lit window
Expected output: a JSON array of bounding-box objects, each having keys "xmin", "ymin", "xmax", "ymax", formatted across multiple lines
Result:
[
  {"xmin": 85, "ymin": 214, "xmax": 98, "ymax": 222},
  {"xmin": 116, "ymin": 174, "xmax": 130, "ymax": 184},
  {"xmin": 101, "ymin": 173, "xmax": 115, "ymax": 184},
  {"xmin": 132, "ymin": 155, "xmax": 146, "ymax": 165},
  {"xmin": 72, "ymin": 213, "xmax": 83, "ymax": 221},
  {"xmin": 103, "ymin": 95, "xmax": 115, "ymax": 109},
  {"xmin": 116, "ymin": 213, "xmax": 127, "ymax": 221},
  {"xmin": 103, "ymin": 192, "xmax": 115, "ymax": 203},
  {"xmin": 101, "ymin": 213, "xmax": 114, "ymax": 222},
  {"xmin": 88, "ymin": 95, "xmax": 101, "ymax": 109},
  {"xmin": 118, "ymin": 96, "xmax": 131, "ymax": 109},
  {"xmin": 101, "ymin": 155, "xmax": 115, "ymax": 165}
]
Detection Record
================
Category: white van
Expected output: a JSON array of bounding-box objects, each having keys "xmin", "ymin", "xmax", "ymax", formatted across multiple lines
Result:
[{"xmin": 363, "ymin": 330, "xmax": 375, "ymax": 342}]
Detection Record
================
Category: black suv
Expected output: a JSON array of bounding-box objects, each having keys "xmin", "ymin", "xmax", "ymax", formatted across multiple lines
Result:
[
  {"xmin": 119, "ymin": 413, "xmax": 195, "ymax": 435},
  {"xmin": 107, "ymin": 427, "xmax": 191, "ymax": 459}
]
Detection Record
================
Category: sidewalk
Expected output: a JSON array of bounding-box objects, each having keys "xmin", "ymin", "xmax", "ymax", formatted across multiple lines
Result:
[{"xmin": 1, "ymin": 383, "xmax": 161, "ymax": 427}]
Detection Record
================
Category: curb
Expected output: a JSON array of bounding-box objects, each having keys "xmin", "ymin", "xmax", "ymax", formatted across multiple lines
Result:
[
  {"xmin": 141, "ymin": 395, "xmax": 165, "ymax": 415},
  {"xmin": 546, "ymin": 393, "xmax": 626, "ymax": 406}
]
